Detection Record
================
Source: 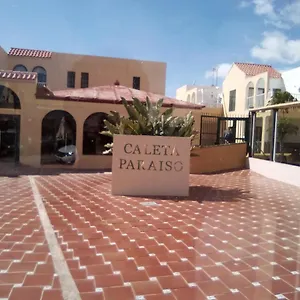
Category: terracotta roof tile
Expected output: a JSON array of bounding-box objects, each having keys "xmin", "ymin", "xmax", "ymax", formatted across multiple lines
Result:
[
  {"xmin": 41, "ymin": 85, "xmax": 204, "ymax": 110},
  {"xmin": 0, "ymin": 69, "xmax": 37, "ymax": 81},
  {"xmin": 235, "ymin": 62, "xmax": 281, "ymax": 78},
  {"xmin": 8, "ymin": 47, "xmax": 52, "ymax": 58}
]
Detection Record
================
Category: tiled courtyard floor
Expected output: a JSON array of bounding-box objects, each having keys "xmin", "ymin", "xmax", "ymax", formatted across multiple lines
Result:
[{"xmin": 0, "ymin": 170, "xmax": 300, "ymax": 300}]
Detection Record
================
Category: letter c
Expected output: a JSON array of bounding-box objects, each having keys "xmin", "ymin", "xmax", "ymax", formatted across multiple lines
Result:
[{"xmin": 124, "ymin": 143, "xmax": 132, "ymax": 154}]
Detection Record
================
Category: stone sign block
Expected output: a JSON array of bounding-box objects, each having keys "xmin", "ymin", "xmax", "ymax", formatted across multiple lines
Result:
[{"xmin": 112, "ymin": 135, "xmax": 190, "ymax": 196}]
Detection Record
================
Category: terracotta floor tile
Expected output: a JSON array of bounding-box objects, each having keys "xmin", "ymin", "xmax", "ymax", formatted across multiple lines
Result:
[
  {"xmin": 145, "ymin": 265, "xmax": 173, "ymax": 277},
  {"xmin": 122, "ymin": 269, "xmax": 149, "ymax": 282},
  {"xmin": 94, "ymin": 274, "xmax": 123, "ymax": 288},
  {"xmin": 8, "ymin": 262, "xmax": 37, "ymax": 273},
  {"xmin": 103, "ymin": 286, "xmax": 135, "ymax": 300},
  {"xmin": 41, "ymin": 289, "xmax": 64, "ymax": 300},
  {"xmin": 131, "ymin": 280, "xmax": 163, "ymax": 295},
  {"xmin": 0, "ymin": 284, "xmax": 13, "ymax": 298},
  {"xmin": 9, "ymin": 286, "xmax": 43, "ymax": 300},
  {"xmin": 284, "ymin": 291, "xmax": 300, "ymax": 300},
  {"xmin": 168, "ymin": 261, "xmax": 195, "ymax": 272},
  {"xmin": 34, "ymin": 263, "xmax": 55, "ymax": 274},
  {"xmin": 260, "ymin": 279, "xmax": 296, "ymax": 295},
  {"xmin": 145, "ymin": 293, "xmax": 176, "ymax": 300},
  {"xmin": 157, "ymin": 275, "xmax": 188, "ymax": 289},
  {"xmin": 217, "ymin": 292, "xmax": 248, "ymax": 299},
  {"xmin": 23, "ymin": 274, "xmax": 54, "ymax": 286},
  {"xmin": 198, "ymin": 280, "xmax": 230, "ymax": 296},
  {"xmin": 86, "ymin": 263, "xmax": 113, "ymax": 276},
  {"xmin": 180, "ymin": 269, "xmax": 211, "ymax": 283},
  {"xmin": 172, "ymin": 286, "xmax": 206, "ymax": 300},
  {"xmin": 81, "ymin": 292, "xmax": 104, "ymax": 300},
  {"xmin": 75, "ymin": 279, "xmax": 95, "ymax": 293},
  {"xmin": 239, "ymin": 285, "xmax": 275, "ymax": 300},
  {"xmin": 0, "ymin": 272, "xmax": 27, "ymax": 284}
]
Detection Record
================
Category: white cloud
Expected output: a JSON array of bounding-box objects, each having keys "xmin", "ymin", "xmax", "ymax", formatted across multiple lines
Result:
[
  {"xmin": 205, "ymin": 63, "xmax": 232, "ymax": 79},
  {"xmin": 251, "ymin": 31, "xmax": 300, "ymax": 64},
  {"xmin": 241, "ymin": 0, "xmax": 300, "ymax": 29}
]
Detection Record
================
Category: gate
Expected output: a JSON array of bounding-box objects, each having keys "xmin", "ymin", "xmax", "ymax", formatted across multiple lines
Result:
[{"xmin": 200, "ymin": 115, "xmax": 250, "ymax": 148}]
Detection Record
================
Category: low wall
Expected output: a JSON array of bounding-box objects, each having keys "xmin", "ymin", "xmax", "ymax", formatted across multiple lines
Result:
[
  {"xmin": 39, "ymin": 143, "xmax": 247, "ymax": 174},
  {"xmin": 247, "ymin": 157, "xmax": 300, "ymax": 187},
  {"xmin": 190, "ymin": 143, "xmax": 247, "ymax": 174}
]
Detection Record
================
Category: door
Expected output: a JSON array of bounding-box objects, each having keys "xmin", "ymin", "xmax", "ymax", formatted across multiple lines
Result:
[{"xmin": 0, "ymin": 114, "xmax": 20, "ymax": 163}]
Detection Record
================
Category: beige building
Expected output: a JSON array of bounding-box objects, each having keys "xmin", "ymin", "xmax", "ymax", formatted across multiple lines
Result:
[
  {"xmin": 223, "ymin": 62, "xmax": 285, "ymax": 116},
  {"xmin": 0, "ymin": 46, "xmax": 167, "ymax": 94},
  {"xmin": 0, "ymin": 70, "xmax": 207, "ymax": 169}
]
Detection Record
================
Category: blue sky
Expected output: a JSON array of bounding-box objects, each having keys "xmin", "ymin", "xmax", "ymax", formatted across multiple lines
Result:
[{"xmin": 1, "ymin": 0, "xmax": 300, "ymax": 96}]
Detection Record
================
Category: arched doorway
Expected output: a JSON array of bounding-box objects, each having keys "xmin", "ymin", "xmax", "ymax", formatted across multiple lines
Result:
[
  {"xmin": 0, "ymin": 85, "xmax": 21, "ymax": 163},
  {"xmin": 83, "ymin": 113, "xmax": 112, "ymax": 155},
  {"xmin": 41, "ymin": 110, "xmax": 76, "ymax": 164}
]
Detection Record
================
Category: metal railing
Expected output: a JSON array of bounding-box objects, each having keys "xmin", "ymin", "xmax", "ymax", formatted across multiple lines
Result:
[
  {"xmin": 246, "ymin": 96, "xmax": 254, "ymax": 109},
  {"xmin": 256, "ymin": 93, "xmax": 265, "ymax": 107}
]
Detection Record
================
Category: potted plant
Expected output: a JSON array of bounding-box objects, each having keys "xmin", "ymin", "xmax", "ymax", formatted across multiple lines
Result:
[{"xmin": 101, "ymin": 97, "xmax": 197, "ymax": 197}]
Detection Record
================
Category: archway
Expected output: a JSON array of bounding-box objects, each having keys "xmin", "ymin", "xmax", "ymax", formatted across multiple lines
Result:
[
  {"xmin": 246, "ymin": 81, "xmax": 254, "ymax": 109},
  {"xmin": 0, "ymin": 85, "xmax": 21, "ymax": 163},
  {"xmin": 186, "ymin": 95, "xmax": 191, "ymax": 103},
  {"xmin": 0, "ymin": 85, "xmax": 21, "ymax": 109},
  {"xmin": 83, "ymin": 112, "xmax": 112, "ymax": 155},
  {"xmin": 41, "ymin": 110, "xmax": 76, "ymax": 164}
]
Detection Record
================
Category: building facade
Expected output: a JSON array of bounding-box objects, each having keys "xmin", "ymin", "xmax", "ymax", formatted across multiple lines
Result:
[
  {"xmin": 0, "ymin": 71, "xmax": 205, "ymax": 169},
  {"xmin": 176, "ymin": 85, "xmax": 222, "ymax": 108},
  {"xmin": 222, "ymin": 62, "xmax": 285, "ymax": 116},
  {"xmin": 0, "ymin": 46, "xmax": 167, "ymax": 95}
]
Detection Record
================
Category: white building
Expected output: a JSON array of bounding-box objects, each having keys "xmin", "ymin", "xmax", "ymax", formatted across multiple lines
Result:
[
  {"xmin": 176, "ymin": 85, "xmax": 222, "ymax": 108},
  {"xmin": 222, "ymin": 62, "xmax": 285, "ymax": 116},
  {"xmin": 281, "ymin": 66, "xmax": 300, "ymax": 100}
]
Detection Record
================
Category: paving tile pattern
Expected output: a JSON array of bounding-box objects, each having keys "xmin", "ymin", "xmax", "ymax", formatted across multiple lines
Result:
[
  {"xmin": 0, "ymin": 176, "xmax": 62, "ymax": 300},
  {"xmin": 30, "ymin": 170, "xmax": 300, "ymax": 300}
]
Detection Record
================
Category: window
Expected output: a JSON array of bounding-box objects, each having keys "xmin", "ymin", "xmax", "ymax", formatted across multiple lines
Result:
[
  {"xmin": 191, "ymin": 92, "xmax": 196, "ymax": 103},
  {"xmin": 273, "ymin": 88, "xmax": 281, "ymax": 95},
  {"xmin": 81, "ymin": 72, "xmax": 89, "ymax": 88},
  {"xmin": 229, "ymin": 90, "xmax": 236, "ymax": 112},
  {"xmin": 13, "ymin": 65, "xmax": 27, "ymax": 72},
  {"xmin": 187, "ymin": 95, "xmax": 191, "ymax": 102},
  {"xmin": 67, "ymin": 71, "xmax": 76, "ymax": 88},
  {"xmin": 257, "ymin": 88, "xmax": 265, "ymax": 95},
  {"xmin": 132, "ymin": 76, "xmax": 140, "ymax": 90},
  {"xmin": 32, "ymin": 66, "xmax": 47, "ymax": 84}
]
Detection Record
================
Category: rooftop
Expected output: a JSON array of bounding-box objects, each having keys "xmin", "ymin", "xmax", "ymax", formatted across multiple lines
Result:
[
  {"xmin": 235, "ymin": 62, "xmax": 282, "ymax": 78},
  {"xmin": 38, "ymin": 85, "xmax": 205, "ymax": 110},
  {"xmin": 0, "ymin": 69, "xmax": 37, "ymax": 81},
  {"xmin": 8, "ymin": 47, "xmax": 52, "ymax": 59},
  {"xmin": 0, "ymin": 169, "xmax": 299, "ymax": 300}
]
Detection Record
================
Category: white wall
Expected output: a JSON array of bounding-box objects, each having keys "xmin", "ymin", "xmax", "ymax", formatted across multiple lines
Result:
[
  {"xmin": 282, "ymin": 67, "xmax": 300, "ymax": 99},
  {"xmin": 247, "ymin": 157, "xmax": 300, "ymax": 187},
  {"xmin": 176, "ymin": 85, "xmax": 222, "ymax": 107}
]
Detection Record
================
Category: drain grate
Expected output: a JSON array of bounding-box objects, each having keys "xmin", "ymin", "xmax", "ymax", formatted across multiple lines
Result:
[{"xmin": 140, "ymin": 201, "xmax": 159, "ymax": 207}]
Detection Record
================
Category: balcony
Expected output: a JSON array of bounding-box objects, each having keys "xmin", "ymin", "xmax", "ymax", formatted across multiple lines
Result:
[
  {"xmin": 246, "ymin": 96, "xmax": 254, "ymax": 109},
  {"xmin": 256, "ymin": 93, "xmax": 265, "ymax": 107}
]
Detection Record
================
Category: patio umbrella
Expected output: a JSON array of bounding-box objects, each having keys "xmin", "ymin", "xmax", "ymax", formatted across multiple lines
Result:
[{"xmin": 55, "ymin": 117, "xmax": 73, "ymax": 146}]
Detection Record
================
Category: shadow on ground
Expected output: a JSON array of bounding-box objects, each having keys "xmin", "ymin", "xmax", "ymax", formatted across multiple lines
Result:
[{"xmin": 126, "ymin": 185, "xmax": 251, "ymax": 203}]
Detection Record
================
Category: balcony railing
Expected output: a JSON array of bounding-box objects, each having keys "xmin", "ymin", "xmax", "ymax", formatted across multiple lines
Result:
[
  {"xmin": 246, "ymin": 96, "xmax": 254, "ymax": 109},
  {"xmin": 256, "ymin": 93, "xmax": 265, "ymax": 107}
]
